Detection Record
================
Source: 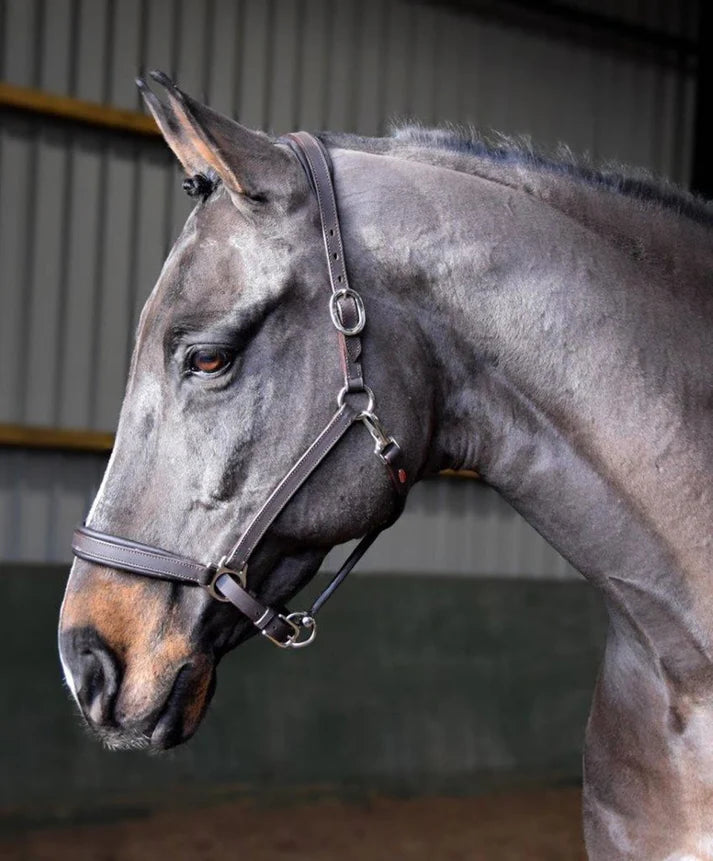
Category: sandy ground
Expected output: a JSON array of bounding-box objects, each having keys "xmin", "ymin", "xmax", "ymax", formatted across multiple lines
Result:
[{"xmin": 1, "ymin": 786, "xmax": 585, "ymax": 861}]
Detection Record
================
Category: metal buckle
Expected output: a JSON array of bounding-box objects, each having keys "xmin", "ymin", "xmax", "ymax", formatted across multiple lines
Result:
[
  {"xmin": 206, "ymin": 556, "xmax": 247, "ymax": 602},
  {"xmin": 359, "ymin": 411, "xmax": 397, "ymax": 461},
  {"xmin": 262, "ymin": 613, "xmax": 318, "ymax": 649},
  {"xmin": 329, "ymin": 288, "xmax": 366, "ymax": 336}
]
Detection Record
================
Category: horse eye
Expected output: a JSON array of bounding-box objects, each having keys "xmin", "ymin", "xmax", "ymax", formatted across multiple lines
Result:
[{"xmin": 187, "ymin": 347, "xmax": 234, "ymax": 377}]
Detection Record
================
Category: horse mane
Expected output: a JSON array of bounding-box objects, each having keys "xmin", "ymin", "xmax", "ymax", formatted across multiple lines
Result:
[{"xmin": 320, "ymin": 124, "xmax": 713, "ymax": 228}]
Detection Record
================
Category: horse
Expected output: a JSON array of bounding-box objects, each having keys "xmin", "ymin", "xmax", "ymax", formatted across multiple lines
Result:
[{"xmin": 58, "ymin": 71, "xmax": 713, "ymax": 859}]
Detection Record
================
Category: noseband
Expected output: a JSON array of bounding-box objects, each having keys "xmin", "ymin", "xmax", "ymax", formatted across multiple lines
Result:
[{"xmin": 72, "ymin": 132, "xmax": 408, "ymax": 650}]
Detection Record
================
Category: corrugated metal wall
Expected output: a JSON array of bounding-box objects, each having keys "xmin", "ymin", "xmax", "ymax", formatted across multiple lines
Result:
[{"xmin": 0, "ymin": 0, "xmax": 699, "ymax": 572}]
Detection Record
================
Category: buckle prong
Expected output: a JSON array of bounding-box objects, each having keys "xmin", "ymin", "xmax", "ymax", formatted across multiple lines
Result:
[{"xmin": 262, "ymin": 613, "xmax": 318, "ymax": 649}]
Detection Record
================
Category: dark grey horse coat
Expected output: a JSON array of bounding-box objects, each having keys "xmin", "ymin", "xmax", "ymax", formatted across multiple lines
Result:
[{"xmin": 59, "ymin": 76, "xmax": 713, "ymax": 859}]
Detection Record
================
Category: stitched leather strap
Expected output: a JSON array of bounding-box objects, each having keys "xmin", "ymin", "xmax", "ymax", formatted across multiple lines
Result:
[
  {"xmin": 73, "ymin": 522, "xmax": 385, "ymax": 648},
  {"xmin": 282, "ymin": 134, "xmax": 408, "ymax": 498},
  {"xmin": 72, "ymin": 528, "xmax": 300, "ymax": 647},
  {"xmin": 212, "ymin": 573, "xmax": 300, "ymax": 645},
  {"xmin": 284, "ymin": 132, "xmax": 365, "ymax": 393},
  {"xmin": 224, "ymin": 404, "xmax": 359, "ymax": 570},
  {"xmin": 72, "ymin": 526, "xmax": 211, "ymax": 586}
]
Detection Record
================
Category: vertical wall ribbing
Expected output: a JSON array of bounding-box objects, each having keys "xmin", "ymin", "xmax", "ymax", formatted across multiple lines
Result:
[{"xmin": 0, "ymin": 0, "xmax": 700, "ymax": 567}]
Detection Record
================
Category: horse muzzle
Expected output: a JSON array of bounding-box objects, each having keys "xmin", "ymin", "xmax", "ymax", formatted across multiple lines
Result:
[{"xmin": 59, "ymin": 624, "xmax": 216, "ymax": 750}]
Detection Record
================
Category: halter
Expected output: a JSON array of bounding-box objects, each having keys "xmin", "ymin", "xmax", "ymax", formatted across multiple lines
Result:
[{"xmin": 72, "ymin": 132, "xmax": 408, "ymax": 650}]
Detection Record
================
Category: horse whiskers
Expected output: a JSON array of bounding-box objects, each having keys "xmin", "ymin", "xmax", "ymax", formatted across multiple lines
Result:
[
  {"xmin": 102, "ymin": 733, "xmax": 151, "ymax": 753},
  {"xmin": 84, "ymin": 721, "xmax": 152, "ymax": 752}
]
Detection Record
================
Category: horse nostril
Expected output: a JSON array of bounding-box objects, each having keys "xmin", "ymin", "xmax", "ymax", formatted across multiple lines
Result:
[
  {"xmin": 60, "ymin": 628, "xmax": 121, "ymax": 727},
  {"xmin": 78, "ymin": 651, "xmax": 116, "ymax": 725}
]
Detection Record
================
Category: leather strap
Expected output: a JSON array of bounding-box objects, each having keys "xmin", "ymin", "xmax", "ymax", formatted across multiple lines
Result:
[
  {"xmin": 284, "ymin": 132, "xmax": 365, "ymax": 393},
  {"xmin": 72, "ymin": 526, "xmax": 211, "ymax": 586},
  {"xmin": 73, "ymin": 522, "xmax": 386, "ymax": 648},
  {"xmin": 224, "ymin": 404, "xmax": 359, "ymax": 571},
  {"xmin": 212, "ymin": 573, "xmax": 300, "ymax": 646},
  {"xmin": 72, "ymin": 524, "xmax": 300, "ymax": 646},
  {"xmin": 308, "ymin": 530, "xmax": 379, "ymax": 616}
]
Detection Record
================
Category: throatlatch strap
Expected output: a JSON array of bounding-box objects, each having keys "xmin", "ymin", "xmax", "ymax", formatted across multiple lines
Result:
[{"xmin": 309, "ymin": 531, "xmax": 380, "ymax": 616}]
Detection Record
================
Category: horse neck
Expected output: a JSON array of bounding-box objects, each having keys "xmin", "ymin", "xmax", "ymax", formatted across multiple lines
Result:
[{"xmin": 338, "ymin": 147, "xmax": 713, "ymax": 669}]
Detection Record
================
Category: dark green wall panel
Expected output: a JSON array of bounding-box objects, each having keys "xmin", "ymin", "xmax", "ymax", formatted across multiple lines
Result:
[{"xmin": 0, "ymin": 566, "xmax": 607, "ymax": 826}]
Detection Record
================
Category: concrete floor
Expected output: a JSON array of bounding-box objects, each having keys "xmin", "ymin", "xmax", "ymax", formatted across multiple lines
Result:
[{"xmin": 1, "ymin": 786, "xmax": 586, "ymax": 861}]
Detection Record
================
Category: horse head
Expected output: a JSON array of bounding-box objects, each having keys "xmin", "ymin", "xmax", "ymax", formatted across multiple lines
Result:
[{"xmin": 58, "ymin": 73, "xmax": 433, "ymax": 750}]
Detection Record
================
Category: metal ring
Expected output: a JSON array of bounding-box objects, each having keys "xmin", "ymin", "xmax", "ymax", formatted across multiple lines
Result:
[
  {"xmin": 285, "ymin": 613, "xmax": 318, "ymax": 649},
  {"xmin": 337, "ymin": 384, "xmax": 375, "ymax": 414},
  {"xmin": 206, "ymin": 558, "xmax": 247, "ymax": 602},
  {"xmin": 329, "ymin": 288, "xmax": 366, "ymax": 336}
]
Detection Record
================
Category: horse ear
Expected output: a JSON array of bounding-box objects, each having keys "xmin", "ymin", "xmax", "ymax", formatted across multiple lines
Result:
[{"xmin": 137, "ymin": 71, "xmax": 297, "ymax": 203}]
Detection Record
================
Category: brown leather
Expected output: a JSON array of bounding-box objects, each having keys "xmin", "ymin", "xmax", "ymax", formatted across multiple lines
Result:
[
  {"xmin": 213, "ymin": 572, "xmax": 299, "ymax": 645},
  {"xmin": 224, "ymin": 404, "xmax": 359, "ymax": 571},
  {"xmin": 71, "ymin": 131, "xmax": 409, "ymax": 649},
  {"xmin": 283, "ymin": 134, "xmax": 408, "ymax": 497},
  {"xmin": 72, "ymin": 526, "xmax": 212, "ymax": 586},
  {"xmin": 285, "ymin": 133, "xmax": 365, "ymax": 393}
]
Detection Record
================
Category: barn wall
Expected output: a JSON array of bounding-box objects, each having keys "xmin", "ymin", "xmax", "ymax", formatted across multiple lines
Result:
[{"xmin": 0, "ymin": 0, "xmax": 699, "ymax": 571}]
